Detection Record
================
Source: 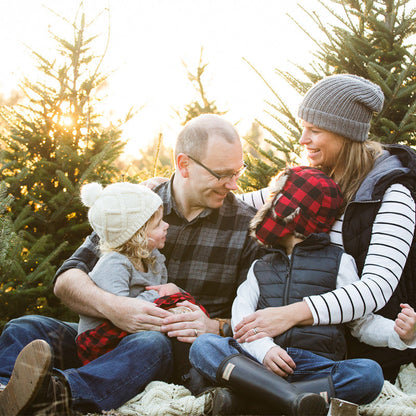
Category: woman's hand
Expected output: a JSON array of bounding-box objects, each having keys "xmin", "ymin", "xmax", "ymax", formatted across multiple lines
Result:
[
  {"xmin": 395, "ymin": 303, "xmax": 416, "ymax": 342},
  {"xmin": 233, "ymin": 301, "xmax": 313, "ymax": 343},
  {"xmin": 263, "ymin": 346, "xmax": 296, "ymax": 377}
]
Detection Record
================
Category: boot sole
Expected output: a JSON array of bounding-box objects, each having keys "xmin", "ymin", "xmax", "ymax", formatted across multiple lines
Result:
[
  {"xmin": 296, "ymin": 393, "xmax": 328, "ymax": 416},
  {"xmin": 0, "ymin": 340, "xmax": 52, "ymax": 416}
]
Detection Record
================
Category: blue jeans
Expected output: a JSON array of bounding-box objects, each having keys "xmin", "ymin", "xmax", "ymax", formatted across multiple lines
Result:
[
  {"xmin": 0, "ymin": 315, "xmax": 174, "ymax": 412},
  {"xmin": 190, "ymin": 334, "xmax": 384, "ymax": 405}
]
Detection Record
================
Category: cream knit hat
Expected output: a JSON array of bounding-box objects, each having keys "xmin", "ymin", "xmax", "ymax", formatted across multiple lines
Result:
[
  {"xmin": 80, "ymin": 182, "xmax": 163, "ymax": 248},
  {"xmin": 298, "ymin": 74, "xmax": 384, "ymax": 142}
]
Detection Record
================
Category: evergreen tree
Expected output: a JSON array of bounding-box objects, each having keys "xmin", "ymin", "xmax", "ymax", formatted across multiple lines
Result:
[
  {"xmin": 295, "ymin": 0, "xmax": 416, "ymax": 145},
  {"xmin": 0, "ymin": 182, "xmax": 68, "ymax": 330},
  {"xmin": 239, "ymin": 58, "xmax": 304, "ymax": 192},
  {"xmin": 0, "ymin": 7, "xmax": 127, "ymax": 268},
  {"xmin": 115, "ymin": 132, "xmax": 175, "ymax": 182},
  {"xmin": 239, "ymin": 121, "xmax": 285, "ymax": 192},
  {"xmin": 242, "ymin": 0, "xmax": 416, "ymax": 191},
  {"xmin": 177, "ymin": 47, "xmax": 227, "ymax": 125}
]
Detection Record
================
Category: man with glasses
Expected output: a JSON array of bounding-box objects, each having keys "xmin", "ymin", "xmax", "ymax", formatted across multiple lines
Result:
[{"xmin": 0, "ymin": 114, "xmax": 260, "ymax": 414}]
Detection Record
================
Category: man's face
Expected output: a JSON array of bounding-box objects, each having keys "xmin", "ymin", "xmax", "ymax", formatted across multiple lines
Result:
[{"xmin": 187, "ymin": 135, "xmax": 244, "ymax": 210}]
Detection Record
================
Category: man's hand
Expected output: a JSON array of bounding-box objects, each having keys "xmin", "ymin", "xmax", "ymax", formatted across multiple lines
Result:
[
  {"xmin": 54, "ymin": 268, "xmax": 171, "ymax": 333},
  {"xmin": 161, "ymin": 301, "xmax": 218, "ymax": 343},
  {"xmin": 108, "ymin": 296, "xmax": 172, "ymax": 333},
  {"xmin": 263, "ymin": 346, "xmax": 296, "ymax": 377},
  {"xmin": 146, "ymin": 283, "xmax": 181, "ymax": 297},
  {"xmin": 233, "ymin": 302, "xmax": 313, "ymax": 343},
  {"xmin": 395, "ymin": 303, "xmax": 416, "ymax": 342}
]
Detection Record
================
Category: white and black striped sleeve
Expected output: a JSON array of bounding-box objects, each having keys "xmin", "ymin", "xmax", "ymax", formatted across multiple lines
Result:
[
  {"xmin": 305, "ymin": 183, "xmax": 415, "ymax": 325},
  {"xmin": 238, "ymin": 188, "xmax": 270, "ymax": 210}
]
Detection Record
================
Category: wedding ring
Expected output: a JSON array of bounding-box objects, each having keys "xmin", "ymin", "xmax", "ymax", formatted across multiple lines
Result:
[
  {"xmin": 194, "ymin": 329, "xmax": 198, "ymax": 337},
  {"xmin": 252, "ymin": 327, "xmax": 258, "ymax": 335}
]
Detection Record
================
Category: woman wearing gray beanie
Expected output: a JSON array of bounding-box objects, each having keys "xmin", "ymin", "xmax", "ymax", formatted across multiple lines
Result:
[{"xmin": 237, "ymin": 74, "xmax": 416, "ymax": 383}]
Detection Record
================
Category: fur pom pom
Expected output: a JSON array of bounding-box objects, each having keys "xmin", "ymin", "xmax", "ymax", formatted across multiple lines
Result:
[{"xmin": 80, "ymin": 182, "xmax": 103, "ymax": 207}]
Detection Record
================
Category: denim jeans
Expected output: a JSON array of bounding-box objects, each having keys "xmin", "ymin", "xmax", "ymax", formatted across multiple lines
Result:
[
  {"xmin": 190, "ymin": 333, "xmax": 384, "ymax": 405},
  {"xmin": 0, "ymin": 315, "xmax": 174, "ymax": 412}
]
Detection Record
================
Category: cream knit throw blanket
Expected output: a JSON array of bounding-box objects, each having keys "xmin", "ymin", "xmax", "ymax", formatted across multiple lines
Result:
[
  {"xmin": 359, "ymin": 363, "xmax": 416, "ymax": 416},
  {"xmin": 115, "ymin": 363, "xmax": 416, "ymax": 416},
  {"xmin": 116, "ymin": 381, "xmax": 209, "ymax": 416}
]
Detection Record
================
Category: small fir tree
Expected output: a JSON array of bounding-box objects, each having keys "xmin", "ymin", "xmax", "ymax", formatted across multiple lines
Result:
[
  {"xmin": 177, "ymin": 47, "xmax": 227, "ymax": 125},
  {"xmin": 0, "ymin": 182, "xmax": 69, "ymax": 331},
  {"xmin": 116, "ymin": 132, "xmax": 175, "ymax": 183}
]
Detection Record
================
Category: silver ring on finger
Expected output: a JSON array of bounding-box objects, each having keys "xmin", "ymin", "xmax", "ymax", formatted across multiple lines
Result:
[
  {"xmin": 194, "ymin": 329, "xmax": 198, "ymax": 337},
  {"xmin": 252, "ymin": 327, "xmax": 258, "ymax": 335}
]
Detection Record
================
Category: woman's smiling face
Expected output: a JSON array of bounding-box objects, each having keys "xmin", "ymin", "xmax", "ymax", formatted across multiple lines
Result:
[{"xmin": 299, "ymin": 120, "xmax": 346, "ymax": 170}]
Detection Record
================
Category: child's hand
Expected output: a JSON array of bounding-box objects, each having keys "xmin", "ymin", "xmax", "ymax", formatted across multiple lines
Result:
[
  {"xmin": 146, "ymin": 283, "xmax": 180, "ymax": 297},
  {"xmin": 141, "ymin": 177, "xmax": 169, "ymax": 190},
  {"xmin": 394, "ymin": 303, "xmax": 416, "ymax": 342},
  {"xmin": 263, "ymin": 345, "xmax": 296, "ymax": 378}
]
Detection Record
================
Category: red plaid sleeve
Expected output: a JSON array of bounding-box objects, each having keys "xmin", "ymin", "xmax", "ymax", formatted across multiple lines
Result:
[
  {"xmin": 76, "ymin": 321, "xmax": 129, "ymax": 365},
  {"xmin": 154, "ymin": 292, "xmax": 210, "ymax": 317}
]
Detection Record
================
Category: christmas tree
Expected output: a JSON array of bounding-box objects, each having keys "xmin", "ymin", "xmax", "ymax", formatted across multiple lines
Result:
[{"xmin": 0, "ymin": 7, "xmax": 127, "ymax": 269}]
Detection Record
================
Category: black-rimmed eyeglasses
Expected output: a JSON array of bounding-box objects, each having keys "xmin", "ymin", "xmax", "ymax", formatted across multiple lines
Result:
[{"xmin": 187, "ymin": 155, "xmax": 247, "ymax": 183}]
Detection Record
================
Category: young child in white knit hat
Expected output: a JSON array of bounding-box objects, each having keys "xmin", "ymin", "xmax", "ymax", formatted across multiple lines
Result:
[{"xmin": 76, "ymin": 182, "xmax": 208, "ymax": 375}]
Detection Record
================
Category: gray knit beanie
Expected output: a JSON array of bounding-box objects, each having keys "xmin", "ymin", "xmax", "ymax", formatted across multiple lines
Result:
[{"xmin": 298, "ymin": 74, "xmax": 384, "ymax": 142}]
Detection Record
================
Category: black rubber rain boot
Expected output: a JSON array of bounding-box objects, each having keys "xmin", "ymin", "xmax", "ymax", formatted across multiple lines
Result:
[
  {"xmin": 211, "ymin": 375, "xmax": 335, "ymax": 415},
  {"xmin": 215, "ymin": 354, "xmax": 327, "ymax": 416},
  {"xmin": 293, "ymin": 375, "xmax": 335, "ymax": 406}
]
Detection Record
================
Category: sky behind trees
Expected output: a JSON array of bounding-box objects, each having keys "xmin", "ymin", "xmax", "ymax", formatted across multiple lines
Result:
[{"xmin": 0, "ymin": 0, "xmax": 330, "ymax": 154}]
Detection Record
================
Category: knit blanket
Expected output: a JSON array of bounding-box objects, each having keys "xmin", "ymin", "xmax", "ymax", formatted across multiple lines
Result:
[
  {"xmin": 115, "ymin": 381, "xmax": 210, "ymax": 416},
  {"xmin": 111, "ymin": 363, "xmax": 416, "ymax": 416},
  {"xmin": 359, "ymin": 363, "xmax": 416, "ymax": 416}
]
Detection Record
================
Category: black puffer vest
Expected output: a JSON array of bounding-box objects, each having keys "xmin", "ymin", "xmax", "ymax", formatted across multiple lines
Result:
[
  {"xmin": 255, "ymin": 233, "xmax": 346, "ymax": 361},
  {"xmin": 343, "ymin": 145, "xmax": 416, "ymax": 366}
]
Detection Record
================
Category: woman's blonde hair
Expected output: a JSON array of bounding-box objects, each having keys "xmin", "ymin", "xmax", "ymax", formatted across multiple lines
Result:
[
  {"xmin": 100, "ymin": 206, "xmax": 161, "ymax": 272},
  {"xmin": 324, "ymin": 139, "xmax": 383, "ymax": 204}
]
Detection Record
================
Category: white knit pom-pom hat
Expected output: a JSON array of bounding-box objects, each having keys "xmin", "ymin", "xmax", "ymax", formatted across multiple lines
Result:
[{"xmin": 80, "ymin": 182, "xmax": 163, "ymax": 248}]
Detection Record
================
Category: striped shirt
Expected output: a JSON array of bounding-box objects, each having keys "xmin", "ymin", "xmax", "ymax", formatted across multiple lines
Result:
[
  {"xmin": 238, "ymin": 183, "xmax": 416, "ymax": 325},
  {"xmin": 307, "ymin": 183, "xmax": 415, "ymax": 324}
]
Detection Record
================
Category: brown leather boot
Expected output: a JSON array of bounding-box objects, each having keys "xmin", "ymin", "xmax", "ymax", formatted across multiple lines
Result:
[
  {"xmin": 0, "ymin": 340, "xmax": 52, "ymax": 416},
  {"xmin": 30, "ymin": 371, "xmax": 72, "ymax": 416}
]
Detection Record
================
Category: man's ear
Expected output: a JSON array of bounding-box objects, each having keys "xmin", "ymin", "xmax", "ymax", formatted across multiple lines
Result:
[{"xmin": 176, "ymin": 153, "xmax": 190, "ymax": 178}]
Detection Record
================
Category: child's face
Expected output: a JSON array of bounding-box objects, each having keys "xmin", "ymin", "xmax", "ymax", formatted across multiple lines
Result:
[{"xmin": 147, "ymin": 206, "xmax": 169, "ymax": 250}]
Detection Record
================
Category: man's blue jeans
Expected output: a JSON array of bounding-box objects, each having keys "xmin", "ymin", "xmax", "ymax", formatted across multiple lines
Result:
[
  {"xmin": 190, "ymin": 334, "xmax": 384, "ymax": 405},
  {"xmin": 0, "ymin": 315, "xmax": 174, "ymax": 412}
]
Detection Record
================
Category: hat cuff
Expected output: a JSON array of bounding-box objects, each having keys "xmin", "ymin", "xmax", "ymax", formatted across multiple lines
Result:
[{"xmin": 299, "ymin": 106, "xmax": 370, "ymax": 142}]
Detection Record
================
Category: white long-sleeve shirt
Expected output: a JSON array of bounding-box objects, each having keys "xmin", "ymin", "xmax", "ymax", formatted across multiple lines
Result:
[
  {"xmin": 232, "ymin": 251, "xmax": 416, "ymax": 365},
  {"xmin": 239, "ymin": 184, "xmax": 415, "ymax": 326}
]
